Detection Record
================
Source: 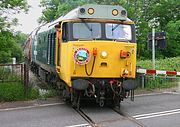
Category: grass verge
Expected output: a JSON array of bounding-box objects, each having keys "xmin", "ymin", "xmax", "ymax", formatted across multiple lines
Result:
[{"xmin": 0, "ymin": 82, "xmax": 39, "ymax": 102}]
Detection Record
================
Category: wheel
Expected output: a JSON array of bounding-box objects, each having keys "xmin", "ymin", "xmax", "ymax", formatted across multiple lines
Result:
[
  {"xmin": 71, "ymin": 90, "xmax": 81, "ymax": 110},
  {"xmin": 99, "ymin": 99, "xmax": 105, "ymax": 107},
  {"xmin": 112, "ymin": 96, "xmax": 121, "ymax": 108}
]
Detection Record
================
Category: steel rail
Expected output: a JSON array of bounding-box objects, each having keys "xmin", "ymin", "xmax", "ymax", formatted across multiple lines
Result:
[
  {"xmin": 75, "ymin": 108, "xmax": 98, "ymax": 127},
  {"xmin": 112, "ymin": 107, "xmax": 147, "ymax": 127}
]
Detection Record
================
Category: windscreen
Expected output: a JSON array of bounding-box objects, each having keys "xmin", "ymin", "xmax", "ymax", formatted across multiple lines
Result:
[
  {"xmin": 73, "ymin": 23, "xmax": 101, "ymax": 40},
  {"xmin": 105, "ymin": 23, "xmax": 132, "ymax": 41}
]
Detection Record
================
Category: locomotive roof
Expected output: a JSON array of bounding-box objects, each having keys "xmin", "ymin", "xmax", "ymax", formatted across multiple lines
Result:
[
  {"xmin": 32, "ymin": 4, "xmax": 133, "ymax": 34},
  {"xmin": 62, "ymin": 4, "xmax": 128, "ymax": 21},
  {"xmin": 51, "ymin": 4, "xmax": 132, "ymax": 24}
]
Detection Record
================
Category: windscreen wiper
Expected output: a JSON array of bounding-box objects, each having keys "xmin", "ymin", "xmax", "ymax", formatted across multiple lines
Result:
[
  {"xmin": 81, "ymin": 19, "xmax": 92, "ymax": 31},
  {"xmin": 112, "ymin": 24, "xmax": 120, "ymax": 31}
]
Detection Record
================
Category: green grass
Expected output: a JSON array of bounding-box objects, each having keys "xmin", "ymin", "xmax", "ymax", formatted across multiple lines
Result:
[
  {"xmin": 137, "ymin": 57, "xmax": 180, "ymax": 71},
  {"xmin": 0, "ymin": 82, "xmax": 39, "ymax": 102},
  {"xmin": 144, "ymin": 76, "xmax": 178, "ymax": 90},
  {"xmin": 136, "ymin": 76, "xmax": 179, "ymax": 91},
  {"xmin": 137, "ymin": 57, "xmax": 180, "ymax": 90},
  {"xmin": 27, "ymin": 86, "xmax": 40, "ymax": 100},
  {"xmin": 0, "ymin": 67, "xmax": 39, "ymax": 102},
  {"xmin": 0, "ymin": 66, "xmax": 58, "ymax": 102}
]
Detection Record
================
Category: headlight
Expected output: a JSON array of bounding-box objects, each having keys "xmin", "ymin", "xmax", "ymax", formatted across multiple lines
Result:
[
  {"xmin": 112, "ymin": 9, "xmax": 118, "ymax": 16},
  {"xmin": 88, "ymin": 8, "xmax": 94, "ymax": 15},
  {"xmin": 101, "ymin": 51, "xmax": 108, "ymax": 58}
]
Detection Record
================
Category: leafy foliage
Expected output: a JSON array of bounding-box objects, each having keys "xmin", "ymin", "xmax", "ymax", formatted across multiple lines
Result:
[
  {"xmin": 14, "ymin": 32, "xmax": 28, "ymax": 44},
  {"xmin": 0, "ymin": 31, "xmax": 15, "ymax": 63},
  {"xmin": 0, "ymin": 31, "xmax": 27, "ymax": 63},
  {"xmin": 0, "ymin": 0, "xmax": 29, "ymax": 31},
  {"xmin": 0, "ymin": 1, "xmax": 29, "ymax": 63},
  {"xmin": 137, "ymin": 57, "xmax": 180, "ymax": 71},
  {"xmin": 39, "ymin": 0, "xmax": 87, "ymax": 22},
  {"xmin": 163, "ymin": 20, "xmax": 180, "ymax": 57},
  {"xmin": 0, "ymin": 0, "xmax": 179, "ymax": 63},
  {"xmin": 146, "ymin": 0, "xmax": 180, "ymax": 30},
  {"xmin": 39, "ymin": 0, "xmax": 180, "ymax": 59}
]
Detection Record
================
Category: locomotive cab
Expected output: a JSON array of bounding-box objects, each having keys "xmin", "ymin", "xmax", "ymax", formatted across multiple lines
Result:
[
  {"xmin": 55, "ymin": 5, "xmax": 137, "ymax": 108},
  {"xmin": 29, "ymin": 4, "xmax": 137, "ymax": 108}
]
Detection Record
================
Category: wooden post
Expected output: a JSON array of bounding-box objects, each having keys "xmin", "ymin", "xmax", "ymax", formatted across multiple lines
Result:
[{"xmin": 24, "ymin": 63, "xmax": 29, "ymax": 98}]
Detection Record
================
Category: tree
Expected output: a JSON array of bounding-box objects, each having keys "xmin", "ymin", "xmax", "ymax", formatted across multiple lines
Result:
[
  {"xmin": 0, "ymin": 0, "xmax": 29, "ymax": 31},
  {"xmin": 0, "ymin": 1, "xmax": 29, "ymax": 63},
  {"xmin": 162, "ymin": 20, "xmax": 180, "ymax": 57},
  {"xmin": 39, "ymin": 0, "xmax": 126, "ymax": 23},
  {"xmin": 14, "ymin": 32, "xmax": 28, "ymax": 44},
  {"xmin": 39, "ymin": 0, "xmax": 180, "ymax": 59},
  {"xmin": 145, "ymin": 0, "xmax": 180, "ymax": 31},
  {"xmin": 0, "ymin": 31, "xmax": 15, "ymax": 63},
  {"xmin": 0, "ymin": 31, "xmax": 26, "ymax": 63},
  {"xmin": 123, "ymin": 0, "xmax": 180, "ymax": 58},
  {"xmin": 39, "ymin": 0, "xmax": 87, "ymax": 23}
]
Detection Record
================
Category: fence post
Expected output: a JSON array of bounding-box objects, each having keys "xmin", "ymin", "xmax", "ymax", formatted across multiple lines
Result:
[
  {"xmin": 23, "ymin": 63, "xmax": 29, "ymax": 97},
  {"xmin": 141, "ymin": 74, "xmax": 145, "ymax": 89},
  {"xmin": 178, "ymin": 78, "xmax": 180, "ymax": 93},
  {"xmin": 21, "ymin": 64, "xmax": 23, "ymax": 85}
]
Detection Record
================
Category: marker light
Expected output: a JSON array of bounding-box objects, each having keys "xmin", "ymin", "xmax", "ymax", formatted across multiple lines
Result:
[
  {"xmin": 121, "ymin": 10, "xmax": 126, "ymax": 16},
  {"xmin": 120, "ymin": 50, "xmax": 128, "ymax": 58},
  {"xmin": 79, "ymin": 8, "xmax": 86, "ymax": 14},
  {"xmin": 112, "ymin": 9, "xmax": 118, "ymax": 16},
  {"xmin": 124, "ymin": 69, "xmax": 129, "ymax": 75},
  {"xmin": 93, "ymin": 48, "xmax": 97, "ymax": 56},
  {"xmin": 88, "ymin": 8, "xmax": 94, "ymax": 15},
  {"xmin": 101, "ymin": 51, "xmax": 108, "ymax": 59}
]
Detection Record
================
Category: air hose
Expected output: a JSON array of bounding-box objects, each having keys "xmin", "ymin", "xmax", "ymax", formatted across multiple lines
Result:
[{"xmin": 85, "ymin": 56, "xmax": 96, "ymax": 76}]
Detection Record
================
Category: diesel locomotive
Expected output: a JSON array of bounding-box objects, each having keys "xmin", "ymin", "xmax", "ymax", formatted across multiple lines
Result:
[{"xmin": 24, "ymin": 4, "xmax": 137, "ymax": 108}]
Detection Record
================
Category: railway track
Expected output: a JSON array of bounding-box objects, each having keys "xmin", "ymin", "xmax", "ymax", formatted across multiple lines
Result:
[
  {"xmin": 75, "ymin": 106, "xmax": 146, "ymax": 127},
  {"xmin": 112, "ymin": 107, "xmax": 146, "ymax": 127},
  {"xmin": 75, "ymin": 108, "xmax": 97, "ymax": 127}
]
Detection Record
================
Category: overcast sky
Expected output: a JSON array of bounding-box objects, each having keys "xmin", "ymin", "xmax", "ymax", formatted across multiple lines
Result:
[{"xmin": 13, "ymin": 0, "xmax": 42, "ymax": 34}]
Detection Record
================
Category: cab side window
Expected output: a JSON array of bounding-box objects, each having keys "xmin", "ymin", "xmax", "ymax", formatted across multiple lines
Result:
[{"xmin": 62, "ymin": 23, "xmax": 68, "ymax": 42}]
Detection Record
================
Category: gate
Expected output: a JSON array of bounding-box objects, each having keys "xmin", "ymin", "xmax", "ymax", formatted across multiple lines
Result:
[
  {"xmin": 136, "ymin": 68, "xmax": 180, "ymax": 93},
  {"xmin": 0, "ymin": 63, "xmax": 29, "ymax": 96}
]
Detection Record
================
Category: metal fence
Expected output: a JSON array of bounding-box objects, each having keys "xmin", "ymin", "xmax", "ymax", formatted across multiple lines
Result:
[
  {"xmin": 0, "ymin": 64, "xmax": 23, "ymax": 83},
  {"xmin": 136, "ymin": 73, "xmax": 180, "ymax": 92},
  {"xmin": 0, "ymin": 63, "xmax": 29, "ymax": 96}
]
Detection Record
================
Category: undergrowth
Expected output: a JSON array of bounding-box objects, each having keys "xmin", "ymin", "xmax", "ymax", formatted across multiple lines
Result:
[
  {"xmin": 0, "ymin": 82, "xmax": 39, "ymax": 102},
  {"xmin": 137, "ymin": 57, "xmax": 180, "ymax": 71}
]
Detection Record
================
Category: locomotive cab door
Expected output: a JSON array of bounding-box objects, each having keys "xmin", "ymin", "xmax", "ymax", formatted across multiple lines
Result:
[{"xmin": 55, "ymin": 24, "xmax": 61, "ymax": 73}]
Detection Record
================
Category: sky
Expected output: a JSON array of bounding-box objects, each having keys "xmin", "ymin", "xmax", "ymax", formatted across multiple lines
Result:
[{"xmin": 13, "ymin": 0, "xmax": 42, "ymax": 34}]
